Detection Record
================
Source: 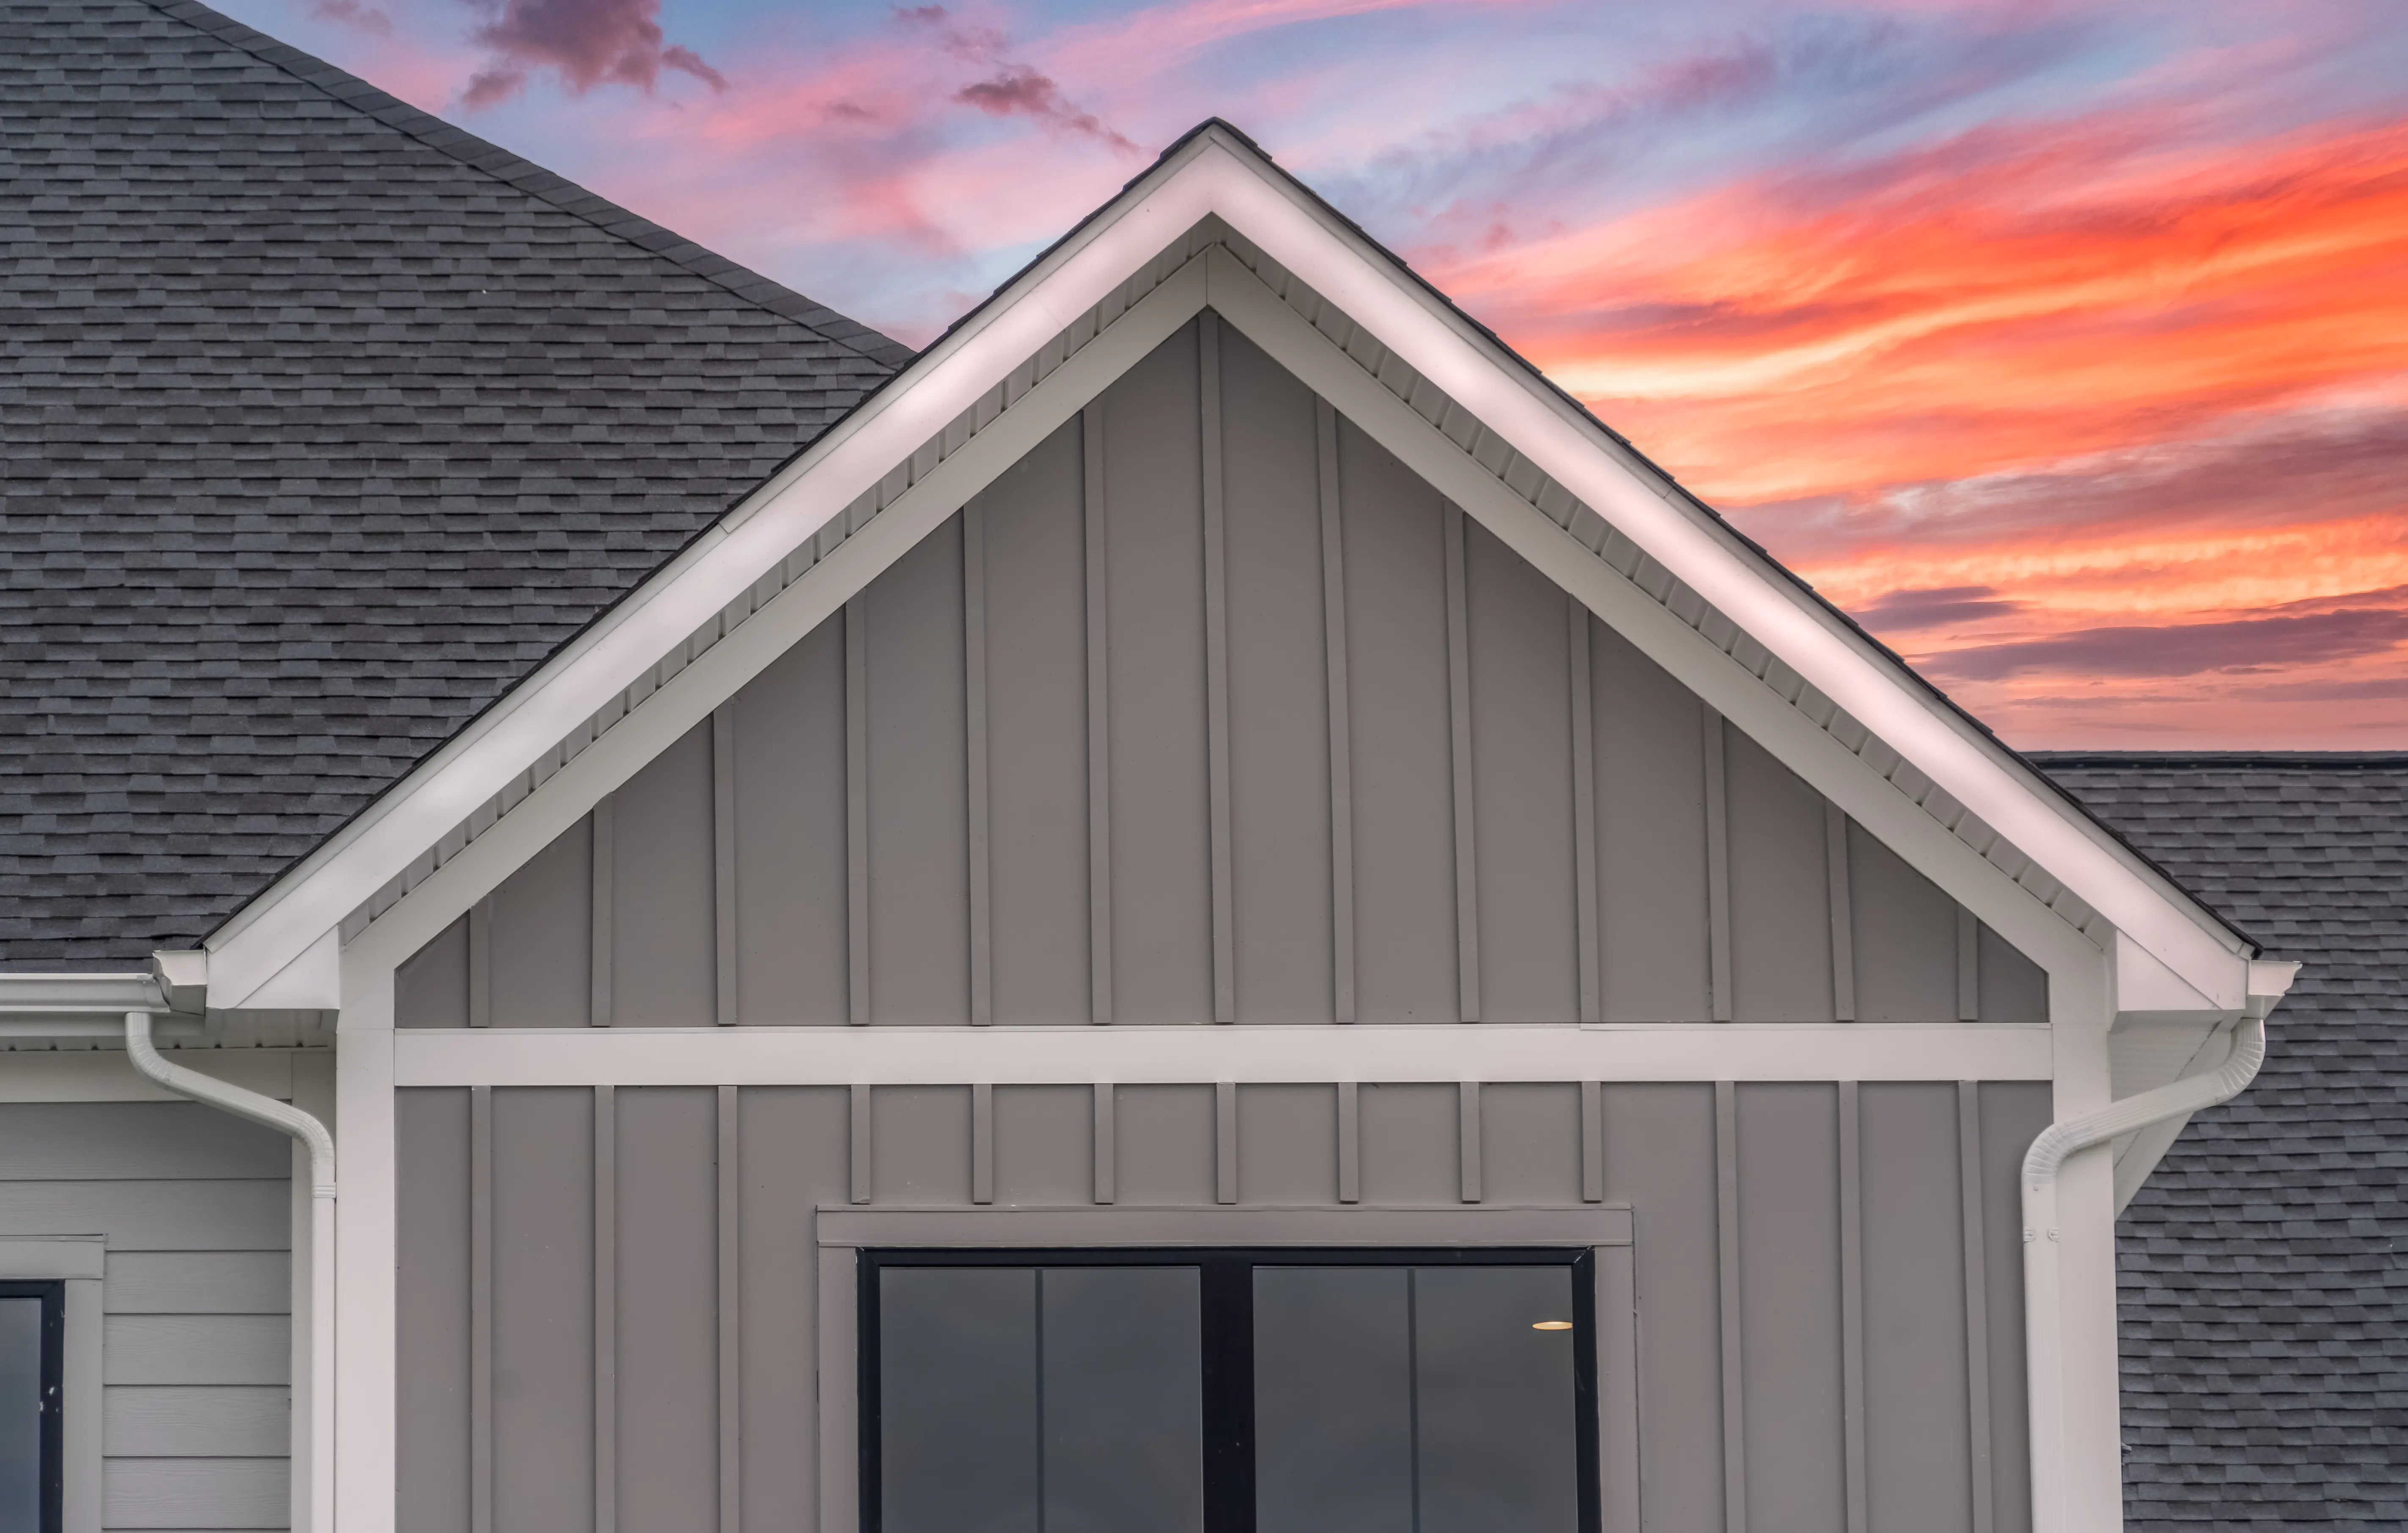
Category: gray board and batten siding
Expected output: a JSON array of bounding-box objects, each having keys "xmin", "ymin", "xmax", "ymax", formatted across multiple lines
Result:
[
  {"xmin": 393, "ymin": 313, "xmax": 2047, "ymax": 1031},
  {"xmin": 0, "ymin": 1100, "xmax": 295, "ymax": 1530},
  {"xmin": 395, "ymin": 1079, "xmax": 2052, "ymax": 1533}
]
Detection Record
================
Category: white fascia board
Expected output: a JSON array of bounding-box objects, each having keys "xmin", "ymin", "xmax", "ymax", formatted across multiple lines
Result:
[
  {"xmin": 1183, "ymin": 147, "xmax": 2249, "ymax": 1007},
  {"xmin": 207, "ymin": 124, "xmax": 2245, "ymax": 1013},
  {"xmin": 203, "ymin": 135, "xmax": 1236, "ymax": 1010},
  {"xmin": 393, "ymin": 1022, "xmax": 2052, "ymax": 1087}
]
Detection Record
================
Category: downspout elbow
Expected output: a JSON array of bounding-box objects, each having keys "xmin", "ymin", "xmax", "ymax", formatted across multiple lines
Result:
[
  {"xmin": 124, "ymin": 1010, "xmax": 336, "ymax": 1197},
  {"xmin": 125, "ymin": 1010, "xmax": 337, "ymax": 1533},
  {"xmin": 2021, "ymin": 1012, "xmax": 2265, "ymax": 1208}
]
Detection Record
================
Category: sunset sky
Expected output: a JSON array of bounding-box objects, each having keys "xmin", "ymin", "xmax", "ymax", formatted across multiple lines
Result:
[{"xmin": 216, "ymin": 0, "xmax": 2408, "ymax": 747}]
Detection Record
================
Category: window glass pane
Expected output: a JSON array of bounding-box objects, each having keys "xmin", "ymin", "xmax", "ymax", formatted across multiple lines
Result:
[
  {"xmin": 876, "ymin": 1266, "xmax": 1204, "ymax": 1533},
  {"xmin": 1253, "ymin": 1265, "xmax": 1580, "ymax": 1533},
  {"xmin": 1041, "ymin": 1267, "xmax": 1203, "ymax": 1533},
  {"xmin": 0, "ymin": 1297, "xmax": 40, "ymax": 1530},
  {"xmin": 1414, "ymin": 1265, "xmax": 1579, "ymax": 1533},
  {"xmin": 879, "ymin": 1267, "xmax": 1039, "ymax": 1533},
  {"xmin": 1252, "ymin": 1266, "xmax": 1415, "ymax": 1533}
]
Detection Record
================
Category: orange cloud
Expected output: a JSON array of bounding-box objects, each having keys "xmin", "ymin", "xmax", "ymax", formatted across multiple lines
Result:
[{"xmin": 1431, "ymin": 111, "xmax": 2408, "ymax": 507}]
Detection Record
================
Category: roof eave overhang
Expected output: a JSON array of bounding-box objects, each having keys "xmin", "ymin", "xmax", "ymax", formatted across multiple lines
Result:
[{"xmin": 199, "ymin": 124, "xmax": 2259, "ymax": 1016}]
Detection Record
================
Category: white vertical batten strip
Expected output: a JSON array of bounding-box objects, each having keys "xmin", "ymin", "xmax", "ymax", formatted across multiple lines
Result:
[
  {"xmin": 1703, "ymin": 709, "xmax": 1733, "ymax": 1022},
  {"xmin": 1959, "ymin": 1082, "xmax": 1994, "ymax": 1533},
  {"xmin": 1839, "ymin": 1081, "xmax": 1867, "ymax": 1533},
  {"xmin": 964, "ymin": 497, "xmax": 994, "ymax": 1027},
  {"xmin": 593, "ymin": 1084, "xmax": 617, "ymax": 1533},
  {"xmin": 1569, "ymin": 601, "xmax": 1601, "ymax": 1024},
  {"xmin": 717, "ymin": 1086, "xmax": 741, "ymax": 1533},
  {"xmin": 1714, "ymin": 1079, "xmax": 1747, "ymax": 1533},
  {"xmin": 1092, "ymin": 1083, "xmax": 1116, "ymax": 1205},
  {"xmin": 1826, "ymin": 804, "xmax": 1855, "ymax": 1023},
  {"xmin": 469, "ymin": 1083, "xmax": 493, "ymax": 1533},
  {"xmin": 1315, "ymin": 397, "xmax": 1357, "ymax": 1024},
  {"xmin": 1199, "ymin": 311, "xmax": 1238, "ymax": 1024},
  {"xmin": 589, "ymin": 797, "xmax": 615, "ymax": 1027},
  {"xmin": 713, "ymin": 710, "xmax": 739, "ymax": 1027},
  {"xmin": 1442, "ymin": 503, "xmax": 1481, "ymax": 1022},
  {"xmin": 845, "ymin": 601, "xmax": 870, "ymax": 1027},
  {"xmin": 1083, "ymin": 403, "xmax": 1115, "ymax": 1026}
]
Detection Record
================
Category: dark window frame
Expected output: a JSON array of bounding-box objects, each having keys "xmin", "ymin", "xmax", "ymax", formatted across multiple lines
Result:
[
  {"xmin": 0, "ymin": 1280, "xmax": 64, "ymax": 1533},
  {"xmin": 859, "ymin": 1247, "xmax": 1600, "ymax": 1533}
]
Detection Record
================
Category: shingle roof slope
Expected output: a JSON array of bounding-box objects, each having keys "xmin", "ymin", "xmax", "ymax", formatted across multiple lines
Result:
[
  {"xmin": 0, "ymin": 0, "xmax": 909, "ymax": 969},
  {"xmin": 2035, "ymin": 754, "xmax": 2408, "ymax": 1530}
]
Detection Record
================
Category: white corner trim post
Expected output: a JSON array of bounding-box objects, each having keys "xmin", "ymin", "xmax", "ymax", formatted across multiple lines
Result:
[
  {"xmin": 124, "ymin": 1012, "xmax": 337, "ymax": 1533},
  {"xmin": 2020, "ymin": 1010, "xmax": 2268, "ymax": 1533}
]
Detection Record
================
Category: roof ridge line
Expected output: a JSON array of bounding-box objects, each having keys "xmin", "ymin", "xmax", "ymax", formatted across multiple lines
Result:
[{"xmin": 140, "ymin": 0, "xmax": 915, "ymax": 370}]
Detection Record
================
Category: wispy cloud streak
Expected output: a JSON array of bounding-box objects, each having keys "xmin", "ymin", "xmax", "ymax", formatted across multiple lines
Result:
[{"xmin": 209, "ymin": 0, "xmax": 2408, "ymax": 744}]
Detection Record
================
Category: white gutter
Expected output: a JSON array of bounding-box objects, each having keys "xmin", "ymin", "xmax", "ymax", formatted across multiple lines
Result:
[
  {"xmin": 2019, "ymin": 981, "xmax": 2287, "ymax": 1533},
  {"xmin": 124, "ymin": 1012, "xmax": 335, "ymax": 1533}
]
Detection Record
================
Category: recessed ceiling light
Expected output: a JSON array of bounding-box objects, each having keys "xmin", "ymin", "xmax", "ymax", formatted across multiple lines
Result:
[{"xmin": 1532, "ymin": 1320, "xmax": 1573, "ymax": 1331}]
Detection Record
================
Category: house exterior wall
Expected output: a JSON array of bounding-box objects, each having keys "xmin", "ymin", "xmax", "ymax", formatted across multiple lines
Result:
[
  {"xmin": 369, "ymin": 311, "xmax": 2069, "ymax": 1533},
  {"xmin": 393, "ymin": 1080, "xmax": 2051, "ymax": 1533},
  {"xmin": 0, "ymin": 1100, "xmax": 294, "ymax": 1530},
  {"xmin": 392, "ymin": 316, "xmax": 2048, "ymax": 1032}
]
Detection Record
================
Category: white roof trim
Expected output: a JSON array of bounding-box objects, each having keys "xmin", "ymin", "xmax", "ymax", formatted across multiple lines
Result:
[{"xmin": 203, "ymin": 125, "xmax": 2254, "ymax": 1014}]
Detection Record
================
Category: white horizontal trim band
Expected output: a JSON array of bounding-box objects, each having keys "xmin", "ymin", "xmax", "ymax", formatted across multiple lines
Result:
[{"xmin": 391, "ymin": 1022, "xmax": 2052, "ymax": 1086}]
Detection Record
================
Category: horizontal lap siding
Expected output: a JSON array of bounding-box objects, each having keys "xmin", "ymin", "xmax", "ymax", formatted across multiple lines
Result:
[
  {"xmin": 0, "ymin": 1101, "xmax": 293, "ymax": 1530},
  {"xmin": 396, "ymin": 1079, "xmax": 2046, "ymax": 1533}
]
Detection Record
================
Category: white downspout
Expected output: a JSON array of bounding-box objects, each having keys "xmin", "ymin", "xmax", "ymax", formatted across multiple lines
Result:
[
  {"xmin": 125, "ymin": 1012, "xmax": 336, "ymax": 1533},
  {"xmin": 2020, "ymin": 1007, "xmax": 2270, "ymax": 1533}
]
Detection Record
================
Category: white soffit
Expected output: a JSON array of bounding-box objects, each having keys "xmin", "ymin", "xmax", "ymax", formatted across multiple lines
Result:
[{"xmin": 202, "ymin": 124, "xmax": 2252, "ymax": 1013}]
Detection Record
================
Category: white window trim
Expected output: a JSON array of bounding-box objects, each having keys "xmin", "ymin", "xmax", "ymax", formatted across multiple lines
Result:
[
  {"xmin": 0, "ymin": 1236, "xmax": 102, "ymax": 1533},
  {"xmin": 815, "ymin": 1205, "xmax": 1640, "ymax": 1533}
]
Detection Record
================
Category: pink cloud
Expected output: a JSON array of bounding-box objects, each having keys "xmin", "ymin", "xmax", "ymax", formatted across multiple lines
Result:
[{"xmin": 458, "ymin": 0, "xmax": 726, "ymax": 110}]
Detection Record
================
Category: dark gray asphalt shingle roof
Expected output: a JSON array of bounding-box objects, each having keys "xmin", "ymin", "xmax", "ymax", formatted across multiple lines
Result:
[
  {"xmin": 2036, "ymin": 754, "xmax": 2408, "ymax": 1530},
  {"xmin": 0, "ymin": 0, "xmax": 907, "ymax": 969}
]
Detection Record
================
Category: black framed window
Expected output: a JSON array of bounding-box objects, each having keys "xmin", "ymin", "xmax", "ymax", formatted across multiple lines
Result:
[
  {"xmin": 0, "ymin": 1281, "xmax": 63, "ymax": 1533},
  {"xmin": 861, "ymin": 1249, "xmax": 1598, "ymax": 1533}
]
